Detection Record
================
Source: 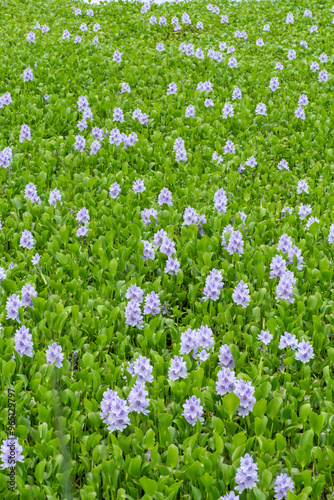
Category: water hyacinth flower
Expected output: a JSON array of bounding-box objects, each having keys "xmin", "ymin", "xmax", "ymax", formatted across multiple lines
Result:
[
  {"xmin": 306, "ymin": 216, "xmax": 319, "ymax": 230},
  {"xmin": 27, "ymin": 31, "xmax": 36, "ymax": 43},
  {"xmin": 197, "ymin": 22, "xmax": 203, "ymax": 29},
  {"xmin": 203, "ymin": 268, "xmax": 224, "ymax": 301},
  {"xmin": 295, "ymin": 340, "xmax": 314, "ymax": 363},
  {"xmin": 234, "ymin": 379, "xmax": 256, "ymax": 416},
  {"xmin": 160, "ymin": 237, "xmax": 176, "ymax": 257},
  {"xmin": 274, "ymin": 473, "xmax": 294, "ymax": 499},
  {"xmin": 46, "ymin": 342, "xmax": 64, "ymax": 368},
  {"xmin": 168, "ymin": 356, "xmax": 188, "ymax": 381},
  {"xmin": 20, "ymin": 230, "xmax": 34, "ymax": 250},
  {"xmin": 77, "ymin": 119, "xmax": 87, "ymax": 131},
  {"xmin": 319, "ymin": 52, "xmax": 328, "ymax": 63},
  {"xmin": 21, "ymin": 283, "xmax": 37, "ymax": 307},
  {"xmin": 167, "ymin": 82, "xmax": 177, "ymax": 95},
  {"xmin": 87, "ymin": 9, "xmax": 94, "ymax": 16},
  {"xmin": 141, "ymin": 208, "xmax": 158, "ymax": 227},
  {"xmin": 76, "ymin": 207, "xmax": 90, "ymax": 225},
  {"xmin": 14, "ymin": 325, "xmax": 33, "ymax": 357},
  {"xmin": 270, "ymin": 254, "xmax": 287, "ymax": 278},
  {"xmin": 224, "ymin": 140, "xmax": 235, "ymax": 155},
  {"xmin": 269, "ymin": 77, "xmax": 279, "ymax": 91},
  {"xmin": 74, "ymin": 36, "xmax": 82, "ymax": 44},
  {"xmin": 288, "ymin": 245, "xmax": 303, "ymax": 270},
  {"xmin": 246, "ymin": 156, "xmax": 257, "ymax": 168},
  {"xmin": 106, "ymin": 395, "xmax": 131, "ymax": 432},
  {"xmin": 263, "ymin": 24, "xmax": 270, "ymax": 31},
  {"xmin": 286, "ymin": 12, "xmax": 294, "ymax": 24},
  {"xmin": 258, "ymin": 330, "xmax": 273, "ymax": 345},
  {"xmin": 295, "ymin": 107, "xmax": 305, "ymax": 120},
  {"xmin": 318, "ymin": 69, "xmax": 328, "ymax": 82},
  {"xmin": 214, "ymin": 188, "xmax": 227, "ymax": 212},
  {"xmin": 232, "ymin": 87, "xmax": 242, "ymax": 100},
  {"xmin": 125, "ymin": 300, "xmax": 144, "ymax": 329},
  {"xmin": 277, "ymin": 159, "xmax": 289, "ymax": 171},
  {"xmin": 183, "ymin": 395, "xmax": 204, "ymax": 425},
  {"xmin": 255, "ymin": 102, "xmax": 267, "ymax": 116},
  {"xmin": 158, "ymin": 187, "xmax": 173, "ymax": 206},
  {"xmin": 276, "ymin": 270, "xmax": 296, "ymax": 303},
  {"xmin": 235, "ymin": 453, "xmax": 259, "ymax": 493},
  {"xmin": 195, "ymin": 48, "xmax": 204, "ymax": 59},
  {"xmin": 215, "ymin": 367, "xmax": 236, "ymax": 395},
  {"xmin": 133, "ymin": 179, "xmax": 145, "ymax": 193},
  {"xmin": 133, "ymin": 355, "xmax": 153, "ymax": 383},
  {"xmin": 125, "ymin": 284, "xmax": 144, "ymax": 303},
  {"xmin": 159, "ymin": 16, "xmax": 167, "ymax": 26},
  {"xmin": 32, "ymin": 253, "xmax": 41, "ymax": 266},
  {"xmin": 6, "ymin": 294, "xmax": 23, "ymax": 322},
  {"xmin": 127, "ymin": 383, "xmax": 150, "ymax": 415},
  {"xmin": 80, "ymin": 23, "xmax": 87, "ymax": 32},
  {"xmin": 221, "ymin": 15, "xmax": 228, "ymax": 23},
  {"xmin": 298, "ymin": 204, "xmax": 312, "ymax": 220},
  {"xmin": 109, "ymin": 182, "xmax": 121, "ymax": 199},
  {"xmin": 278, "ymin": 233, "xmax": 293, "ymax": 254},
  {"xmin": 165, "ymin": 256, "xmax": 180, "ymax": 276},
  {"xmin": 256, "ymin": 38, "xmax": 264, "ymax": 47},
  {"xmin": 298, "ymin": 94, "xmax": 309, "ymax": 107},
  {"xmin": 276, "ymin": 62, "xmax": 283, "ymax": 71},
  {"xmin": 142, "ymin": 240, "xmax": 155, "ymax": 262},
  {"xmin": 23, "ymin": 68, "xmax": 33, "ymax": 82},
  {"xmin": 143, "ymin": 292, "xmax": 161, "ymax": 316},
  {"xmin": 0, "ymin": 437, "xmax": 25, "ymax": 470},
  {"xmin": 156, "ymin": 42, "xmax": 164, "ymax": 52},
  {"xmin": 90, "ymin": 140, "xmax": 101, "ymax": 156},
  {"xmin": 222, "ymin": 102, "xmax": 234, "ymax": 118},
  {"xmin": 218, "ymin": 344, "xmax": 235, "ymax": 369},
  {"xmin": 310, "ymin": 25, "xmax": 318, "ymax": 33},
  {"xmin": 328, "ymin": 224, "xmax": 334, "ymax": 244},
  {"xmin": 226, "ymin": 229, "xmax": 244, "ymax": 256},
  {"xmin": 232, "ymin": 281, "xmax": 250, "ymax": 308},
  {"xmin": 228, "ymin": 57, "xmax": 238, "ymax": 68},
  {"xmin": 74, "ymin": 135, "xmax": 86, "ymax": 151},
  {"xmin": 48, "ymin": 188, "xmax": 62, "ymax": 207},
  {"xmin": 41, "ymin": 25, "xmax": 50, "ymax": 33},
  {"xmin": 0, "ymin": 267, "xmax": 6, "ymax": 280},
  {"xmin": 113, "ymin": 50, "xmax": 122, "ymax": 63}
]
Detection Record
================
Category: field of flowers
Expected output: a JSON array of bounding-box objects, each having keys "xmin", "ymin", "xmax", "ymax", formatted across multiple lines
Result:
[{"xmin": 0, "ymin": 0, "xmax": 334, "ymax": 498}]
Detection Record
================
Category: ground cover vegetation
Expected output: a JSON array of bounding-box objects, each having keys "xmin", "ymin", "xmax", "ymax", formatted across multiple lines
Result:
[{"xmin": 0, "ymin": 0, "xmax": 334, "ymax": 498}]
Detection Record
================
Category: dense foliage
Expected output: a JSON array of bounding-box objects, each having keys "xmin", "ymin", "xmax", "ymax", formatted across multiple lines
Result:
[{"xmin": 0, "ymin": 0, "xmax": 334, "ymax": 498}]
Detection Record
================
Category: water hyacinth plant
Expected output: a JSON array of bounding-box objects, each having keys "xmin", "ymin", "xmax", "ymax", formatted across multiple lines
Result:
[{"xmin": 0, "ymin": 0, "xmax": 333, "ymax": 498}]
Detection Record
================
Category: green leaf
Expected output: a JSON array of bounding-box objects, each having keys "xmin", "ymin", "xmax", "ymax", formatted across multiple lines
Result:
[
  {"xmin": 253, "ymin": 399, "xmax": 267, "ymax": 418},
  {"xmin": 35, "ymin": 459, "xmax": 46, "ymax": 484},
  {"xmin": 223, "ymin": 392, "xmax": 240, "ymax": 419},
  {"xmin": 139, "ymin": 477, "xmax": 158, "ymax": 496},
  {"xmin": 266, "ymin": 397, "xmax": 283, "ymax": 418},
  {"xmin": 166, "ymin": 444, "xmax": 179, "ymax": 469},
  {"xmin": 3, "ymin": 359, "xmax": 16, "ymax": 378}
]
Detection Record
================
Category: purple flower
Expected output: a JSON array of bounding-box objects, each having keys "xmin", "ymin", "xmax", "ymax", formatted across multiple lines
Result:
[
  {"xmin": 232, "ymin": 88, "xmax": 242, "ymax": 100},
  {"xmin": 20, "ymin": 230, "xmax": 34, "ymax": 250},
  {"xmin": 74, "ymin": 135, "xmax": 86, "ymax": 151},
  {"xmin": 295, "ymin": 340, "xmax": 314, "ymax": 363},
  {"xmin": 185, "ymin": 105, "xmax": 195, "ymax": 117},
  {"xmin": 74, "ymin": 36, "xmax": 82, "ymax": 44},
  {"xmin": 310, "ymin": 62, "xmax": 319, "ymax": 72},
  {"xmin": 221, "ymin": 225, "xmax": 233, "ymax": 248},
  {"xmin": 6, "ymin": 294, "xmax": 23, "ymax": 322},
  {"xmin": 165, "ymin": 256, "xmax": 180, "ymax": 276},
  {"xmin": 255, "ymin": 102, "xmax": 267, "ymax": 115},
  {"xmin": 27, "ymin": 31, "xmax": 36, "ymax": 43},
  {"xmin": 276, "ymin": 271, "xmax": 296, "ymax": 303},
  {"xmin": 78, "ymin": 96, "xmax": 89, "ymax": 111},
  {"xmin": 258, "ymin": 330, "xmax": 273, "ymax": 345},
  {"xmin": 143, "ymin": 292, "xmax": 161, "ymax": 316},
  {"xmin": 156, "ymin": 42, "xmax": 164, "ymax": 52},
  {"xmin": 183, "ymin": 206, "xmax": 198, "ymax": 225},
  {"xmin": 125, "ymin": 284, "xmax": 143, "ymax": 303},
  {"xmin": 203, "ymin": 269, "xmax": 224, "ymax": 301},
  {"xmin": 224, "ymin": 140, "xmax": 235, "ymax": 155},
  {"xmin": 298, "ymin": 95, "xmax": 309, "ymax": 107},
  {"xmin": 160, "ymin": 237, "xmax": 176, "ymax": 257},
  {"xmin": 275, "ymin": 62, "xmax": 283, "ymax": 71},
  {"xmin": 0, "ymin": 437, "xmax": 24, "ymax": 470},
  {"xmin": 77, "ymin": 119, "xmax": 87, "ymax": 132},
  {"xmin": 133, "ymin": 179, "xmax": 145, "ymax": 193},
  {"xmin": 15, "ymin": 326, "xmax": 33, "ymax": 357},
  {"xmin": 0, "ymin": 147, "xmax": 13, "ymax": 169},
  {"xmin": 23, "ymin": 68, "xmax": 33, "ymax": 83},
  {"xmin": 76, "ymin": 207, "xmax": 90, "ymax": 225},
  {"xmin": 228, "ymin": 57, "xmax": 238, "ymax": 68},
  {"xmin": 113, "ymin": 107, "xmax": 124, "ymax": 123},
  {"xmin": 278, "ymin": 234, "xmax": 292, "ymax": 254},
  {"xmin": 270, "ymin": 255, "xmax": 287, "ymax": 279},
  {"xmin": 106, "ymin": 395, "xmax": 130, "ymax": 432},
  {"xmin": 222, "ymin": 102, "xmax": 234, "ymax": 118},
  {"xmin": 214, "ymin": 188, "xmax": 228, "ymax": 213},
  {"xmin": 218, "ymin": 344, "xmax": 235, "ymax": 369},
  {"xmin": 90, "ymin": 140, "xmax": 101, "ymax": 156},
  {"xmin": 269, "ymin": 77, "xmax": 279, "ymax": 91},
  {"xmin": 128, "ymin": 383, "xmax": 150, "ymax": 415},
  {"xmin": 286, "ymin": 13, "xmax": 294, "ymax": 23},
  {"xmin": 141, "ymin": 208, "xmax": 158, "ymax": 226},
  {"xmin": 235, "ymin": 454, "xmax": 259, "ymax": 493},
  {"xmin": 298, "ymin": 204, "xmax": 312, "ymax": 220},
  {"xmin": 142, "ymin": 240, "xmax": 155, "ymax": 262},
  {"xmin": 168, "ymin": 356, "xmax": 188, "ymax": 381},
  {"xmin": 125, "ymin": 300, "xmax": 143, "ymax": 329},
  {"xmin": 49, "ymin": 188, "xmax": 62, "ymax": 207},
  {"xmin": 41, "ymin": 25, "xmax": 50, "ymax": 33},
  {"xmin": 21, "ymin": 283, "xmax": 37, "ymax": 307},
  {"xmin": 46, "ymin": 342, "xmax": 64, "ymax": 368},
  {"xmin": 221, "ymin": 15, "xmax": 228, "ymax": 23},
  {"xmin": 295, "ymin": 107, "xmax": 305, "ymax": 120},
  {"xmin": 32, "ymin": 253, "xmax": 41, "ymax": 266},
  {"xmin": 195, "ymin": 48, "xmax": 204, "ymax": 59},
  {"xmin": 288, "ymin": 50, "xmax": 297, "ymax": 60},
  {"xmin": 256, "ymin": 38, "xmax": 264, "ymax": 47},
  {"xmin": 306, "ymin": 216, "xmax": 319, "ymax": 230},
  {"xmin": 234, "ymin": 380, "xmax": 256, "ymax": 416},
  {"xmin": 319, "ymin": 52, "xmax": 327, "ymax": 63},
  {"xmin": 19, "ymin": 124, "xmax": 31, "ymax": 143},
  {"xmin": 274, "ymin": 473, "xmax": 294, "ymax": 499},
  {"xmin": 180, "ymin": 328, "xmax": 198, "ymax": 355},
  {"xmin": 318, "ymin": 69, "xmax": 328, "ymax": 82},
  {"xmin": 216, "ymin": 368, "xmax": 236, "ymax": 395},
  {"xmin": 77, "ymin": 226, "xmax": 88, "ymax": 238},
  {"xmin": 113, "ymin": 50, "xmax": 122, "ymax": 63},
  {"xmin": 197, "ymin": 21, "xmax": 203, "ymax": 29},
  {"xmin": 109, "ymin": 182, "xmax": 121, "ymax": 199},
  {"xmin": 232, "ymin": 281, "xmax": 250, "ymax": 308},
  {"xmin": 183, "ymin": 395, "xmax": 204, "ymax": 426},
  {"xmin": 158, "ymin": 187, "xmax": 173, "ymax": 206},
  {"xmin": 225, "ymin": 229, "xmax": 244, "ymax": 255},
  {"xmin": 263, "ymin": 24, "xmax": 270, "ymax": 31},
  {"xmin": 310, "ymin": 24, "xmax": 318, "ymax": 33},
  {"xmin": 167, "ymin": 82, "xmax": 177, "ymax": 95},
  {"xmin": 328, "ymin": 224, "xmax": 334, "ymax": 244},
  {"xmin": 159, "ymin": 16, "xmax": 167, "ymax": 26},
  {"xmin": 133, "ymin": 355, "xmax": 153, "ymax": 383}
]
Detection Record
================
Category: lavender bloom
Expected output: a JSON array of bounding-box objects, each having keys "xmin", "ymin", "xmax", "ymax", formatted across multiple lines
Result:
[
  {"xmin": 228, "ymin": 57, "xmax": 238, "ymax": 68},
  {"xmin": 49, "ymin": 188, "xmax": 62, "ymax": 207},
  {"xmin": 154, "ymin": 229, "xmax": 168, "ymax": 247},
  {"xmin": 310, "ymin": 62, "xmax": 319, "ymax": 72},
  {"xmin": 182, "ymin": 12, "xmax": 191, "ymax": 24},
  {"xmin": 125, "ymin": 300, "xmax": 143, "ymax": 329},
  {"xmin": 90, "ymin": 140, "xmax": 101, "ymax": 156},
  {"xmin": 328, "ymin": 224, "xmax": 334, "ymax": 244},
  {"xmin": 270, "ymin": 255, "xmax": 287, "ymax": 278},
  {"xmin": 277, "ymin": 159, "xmax": 289, "ymax": 171},
  {"xmin": 150, "ymin": 15, "xmax": 157, "ymax": 24},
  {"xmin": 255, "ymin": 102, "xmax": 267, "ymax": 115},
  {"xmin": 221, "ymin": 15, "xmax": 228, "ymax": 23},
  {"xmin": 27, "ymin": 31, "xmax": 36, "ymax": 43},
  {"xmin": 304, "ymin": 9, "xmax": 312, "ymax": 17},
  {"xmin": 76, "ymin": 207, "xmax": 90, "ymax": 225},
  {"xmin": 24, "ymin": 183, "xmax": 38, "ymax": 202},
  {"xmin": 74, "ymin": 135, "xmax": 86, "ymax": 151},
  {"xmin": 278, "ymin": 332, "xmax": 298, "ymax": 350},
  {"xmin": 276, "ymin": 62, "xmax": 284, "ymax": 70},
  {"xmin": 109, "ymin": 182, "xmax": 121, "ymax": 199},
  {"xmin": 133, "ymin": 179, "xmax": 145, "ymax": 193},
  {"xmin": 278, "ymin": 234, "xmax": 292, "ymax": 254},
  {"xmin": 232, "ymin": 281, "xmax": 250, "ymax": 308},
  {"xmin": 23, "ymin": 68, "xmax": 34, "ymax": 82},
  {"xmin": 80, "ymin": 23, "xmax": 88, "ymax": 32},
  {"xmin": 78, "ymin": 96, "xmax": 89, "ymax": 111},
  {"xmin": 195, "ymin": 48, "xmax": 204, "ymax": 59},
  {"xmin": 214, "ymin": 188, "xmax": 227, "ymax": 213},
  {"xmin": 168, "ymin": 356, "xmax": 188, "ymax": 381},
  {"xmin": 183, "ymin": 396, "xmax": 204, "ymax": 426},
  {"xmin": 74, "ymin": 36, "xmax": 82, "ymax": 44},
  {"xmin": 87, "ymin": 8, "xmax": 94, "ymax": 16},
  {"xmin": 300, "ymin": 40, "xmax": 308, "ymax": 48},
  {"xmin": 6, "ymin": 294, "xmax": 22, "ymax": 322},
  {"xmin": 216, "ymin": 368, "xmax": 236, "ymax": 395},
  {"xmin": 167, "ymin": 83, "xmax": 177, "ymax": 95},
  {"xmin": 219, "ymin": 344, "xmax": 235, "ymax": 369},
  {"xmin": 126, "ymin": 284, "xmax": 143, "ymax": 303},
  {"xmin": 46, "ymin": 342, "xmax": 64, "ymax": 368},
  {"xmin": 0, "ymin": 437, "xmax": 25, "ymax": 470},
  {"xmin": 142, "ymin": 240, "xmax": 155, "ymax": 262},
  {"xmin": 318, "ymin": 69, "xmax": 328, "ymax": 82},
  {"xmin": 235, "ymin": 454, "xmax": 259, "ymax": 493},
  {"xmin": 185, "ymin": 105, "xmax": 195, "ymax": 117},
  {"xmin": 258, "ymin": 330, "xmax": 273, "ymax": 345},
  {"xmin": 109, "ymin": 128, "xmax": 122, "ymax": 146},
  {"xmin": 234, "ymin": 380, "xmax": 256, "ymax": 417},
  {"xmin": 32, "ymin": 253, "xmax": 40, "ymax": 266},
  {"xmin": 74, "ymin": 8, "xmax": 82, "ymax": 15},
  {"xmin": 160, "ymin": 237, "xmax": 176, "ymax": 257},
  {"xmin": 232, "ymin": 88, "xmax": 242, "ymax": 100},
  {"xmin": 226, "ymin": 230, "xmax": 244, "ymax": 256},
  {"xmin": 310, "ymin": 25, "xmax": 318, "ymax": 33},
  {"xmin": 183, "ymin": 206, "xmax": 198, "ymax": 225},
  {"xmin": 286, "ymin": 12, "xmax": 294, "ymax": 23},
  {"xmin": 0, "ymin": 92, "xmax": 12, "ymax": 107},
  {"xmin": 76, "ymin": 225, "xmax": 87, "ymax": 238},
  {"xmin": 41, "ymin": 25, "xmax": 50, "ymax": 33},
  {"xmin": 227, "ymin": 46, "xmax": 235, "ymax": 54},
  {"xmin": 245, "ymin": 156, "xmax": 256, "ymax": 169},
  {"xmin": 77, "ymin": 119, "xmax": 87, "ymax": 132},
  {"xmin": 156, "ymin": 42, "xmax": 164, "ymax": 52},
  {"xmin": 239, "ymin": 212, "xmax": 246, "ymax": 222},
  {"xmin": 274, "ymin": 473, "xmax": 294, "ymax": 499},
  {"xmin": 133, "ymin": 355, "xmax": 153, "ymax": 383},
  {"xmin": 165, "ymin": 256, "xmax": 180, "ymax": 276},
  {"xmin": 295, "ymin": 107, "xmax": 305, "ymax": 120},
  {"xmin": 19, "ymin": 124, "xmax": 31, "ymax": 143},
  {"xmin": 276, "ymin": 271, "xmax": 296, "ymax": 303},
  {"xmin": 113, "ymin": 50, "xmax": 122, "ymax": 63},
  {"xmin": 180, "ymin": 328, "xmax": 198, "ymax": 355},
  {"xmin": 221, "ymin": 225, "xmax": 233, "ymax": 248},
  {"xmin": 0, "ymin": 267, "xmax": 6, "ymax": 280},
  {"xmin": 295, "ymin": 340, "xmax": 314, "ymax": 363},
  {"xmin": 263, "ymin": 24, "xmax": 270, "ymax": 31},
  {"xmin": 269, "ymin": 77, "xmax": 279, "ymax": 91},
  {"xmin": 298, "ymin": 204, "xmax": 312, "ymax": 220},
  {"xmin": 224, "ymin": 140, "xmax": 235, "ymax": 155},
  {"xmin": 100, "ymin": 389, "xmax": 119, "ymax": 423},
  {"xmin": 319, "ymin": 52, "xmax": 328, "ymax": 63},
  {"xmin": 298, "ymin": 95, "xmax": 309, "ymax": 107},
  {"xmin": 14, "ymin": 326, "xmax": 33, "ymax": 357},
  {"xmin": 159, "ymin": 16, "xmax": 167, "ymax": 26},
  {"xmin": 222, "ymin": 102, "xmax": 234, "ymax": 118},
  {"xmin": 113, "ymin": 107, "xmax": 124, "ymax": 123},
  {"xmin": 306, "ymin": 216, "xmax": 319, "ymax": 230},
  {"xmin": 141, "ymin": 208, "xmax": 158, "ymax": 226},
  {"xmin": 106, "ymin": 395, "xmax": 130, "ymax": 432},
  {"xmin": 197, "ymin": 22, "xmax": 203, "ymax": 29},
  {"xmin": 256, "ymin": 38, "xmax": 264, "ymax": 47},
  {"xmin": 281, "ymin": 207, "xmax": 292, "ymax": 216},
  {"xmin": 21, "ymin": 283, "xmax": 37, "ymax": 307},
  {"xmin": 143, "ymin": 292, "xmax": 161, "ymax": 316},
  {"xmin": 20, "ymin": 230, "xmax": 34, "ymax": 250},
  {"xmin": 179, "ymin": 43, "xmax": 186, "ymax": 52},
  {"xmin": 203, "ymin": 269, "xmax": 224, "ymax": 301},
  {"xmin": 92, "ymin": 127, "xmax": 104, "ymax": 140},
  {"xmin": 127, "ymin": 383, "xmax": 150, "ymax": 415},
  {"xmin": 158, "ymin": 187, "xmax": 173, "ymax": 206},
  {"xmin": 287, "ymin": 49, "xmax": 296, "ymax": 60}
]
